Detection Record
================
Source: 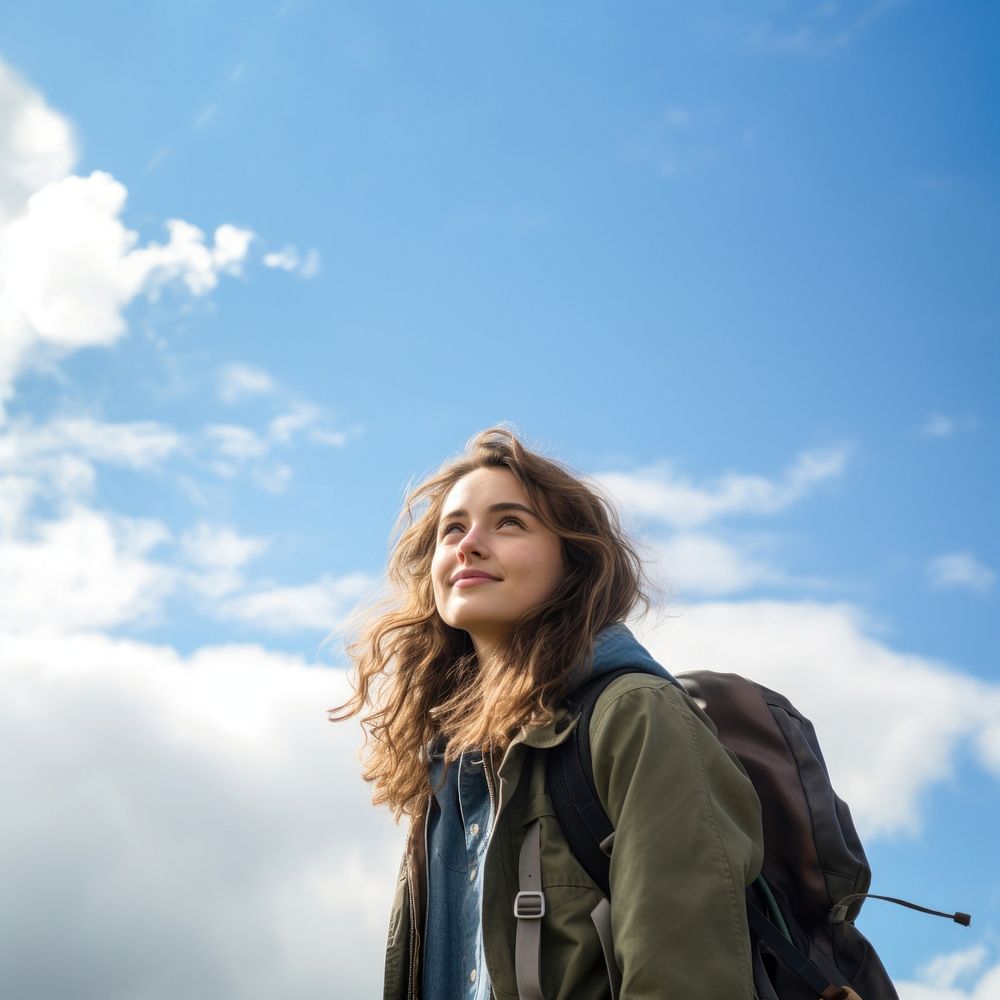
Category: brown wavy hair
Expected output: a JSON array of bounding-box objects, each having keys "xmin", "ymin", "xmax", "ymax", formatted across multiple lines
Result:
[{"xmin": 328, "ymin": 425, "xmax": 651, "ymax": 821}]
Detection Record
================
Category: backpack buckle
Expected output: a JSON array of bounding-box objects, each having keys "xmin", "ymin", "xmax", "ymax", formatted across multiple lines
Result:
[{"xmin": 514, "ymin": 890, "xmax": 546, "ymax": 919}]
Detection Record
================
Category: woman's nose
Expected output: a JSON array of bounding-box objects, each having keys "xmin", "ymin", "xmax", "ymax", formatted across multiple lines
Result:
[{"xmin": 457, "ymin": 523, "xmax": 486, "ymax": 556}]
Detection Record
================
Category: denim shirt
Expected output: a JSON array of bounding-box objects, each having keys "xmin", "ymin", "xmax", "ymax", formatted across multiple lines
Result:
[{"xmin": 420, "ymin": 746, "xmax": 495, "ymax": 1000}]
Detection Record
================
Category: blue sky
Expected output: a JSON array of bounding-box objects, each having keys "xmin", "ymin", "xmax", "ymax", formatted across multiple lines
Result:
[{"xmin": 0, "ymin": 2, "xmax": 997, "ymax": 997}]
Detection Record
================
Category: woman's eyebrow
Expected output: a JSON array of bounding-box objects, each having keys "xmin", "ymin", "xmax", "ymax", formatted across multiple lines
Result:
[{"xmin": 439, "ymin": 502, "xmax": 537, "ymax": 523}]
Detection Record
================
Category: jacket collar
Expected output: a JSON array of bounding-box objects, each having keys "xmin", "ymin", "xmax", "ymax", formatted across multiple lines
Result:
[{"xmin": 423, "ymin": 622, "xmax": 671, "ymax": 755}]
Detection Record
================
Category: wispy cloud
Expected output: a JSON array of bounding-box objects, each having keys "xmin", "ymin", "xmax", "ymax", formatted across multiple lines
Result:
[
  {"xmin": 215, "ymin": 572, "xmax": 375, "ymax": 633},
  {"xmin": 10, "ymin": 416, "xmax": 182, "ymax": 468},
  {"xmin": 920, "ymin": 412, "xmax": 979, "ymax": 438},
  {"xmin": 202, "ymin": 406, "xmax": 358, "ymax": 490},
  {"xmin": 180, "ymin": 522, "xmax": 270, "ymax": 571},
  {"xmin": 178, "ymin": 522, "xmax": 271, "ymax": 600},
  {"xmin": 218, "ymin": 362, "xmax": 277, "ymax": 403},
  {"xmin": 263, "ymin": 245, "xmax": 321, "ymax": 278},
  {"xmin": 592, "ymin": 442, "xmax": 852, "ymax": 530},
  {"xmin": 0, "ymin": 416, "xmax": 183, "ymax": 532},
  {"xmin": 642, "ymin": 531, "xmax": 833, "ymax": 599},
  {"xmin": 926, "ymin": 551, "xmax": 995, "ymax": 594},
  {"xmin": 746, "ymin": 0, "xmax": 910, "ymax": 55}
]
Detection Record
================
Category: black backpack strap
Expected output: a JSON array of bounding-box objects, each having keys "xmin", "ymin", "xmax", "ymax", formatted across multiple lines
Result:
[
  {"xmin": 546, "ymin": 667, "xmax": 640, "ymax": 897},
  {"xmin": 547, "ymin": 666, "xmax": 842, "ymax": 999}
]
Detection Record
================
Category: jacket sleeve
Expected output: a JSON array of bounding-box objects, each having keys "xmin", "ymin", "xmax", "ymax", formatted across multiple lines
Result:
[{"xmin": 589, "ymin": 678, "xmax": 763, "ymax": 999}]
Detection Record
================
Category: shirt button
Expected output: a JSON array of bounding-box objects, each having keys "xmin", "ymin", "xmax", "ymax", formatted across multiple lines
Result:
[
  {"xmin": 469, "ymin": 968, "xmax": 477, "ymax": 983},
  {"xmin": 469, "ymin": 866, "xmax": 478, "ymax": 882},
  {"xmin": 469, "ymin": 823, "xmax": 480, "ymax": 838}
]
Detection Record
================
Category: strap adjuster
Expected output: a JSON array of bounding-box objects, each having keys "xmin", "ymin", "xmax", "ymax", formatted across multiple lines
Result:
[{"xmin": 514, "ymin": 890, "xmax": 546, "ymax": 919}]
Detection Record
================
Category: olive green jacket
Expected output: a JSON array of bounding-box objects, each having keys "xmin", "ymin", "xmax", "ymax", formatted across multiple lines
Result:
[{"xmin": 383, "ymin": 673, "xmax": 764, "ymax": 999}]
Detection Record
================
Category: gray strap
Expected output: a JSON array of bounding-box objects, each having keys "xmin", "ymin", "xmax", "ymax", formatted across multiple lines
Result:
[
  {"xmin": 590, "ymin": 897, "xmax": 621, "ymax": 1000},
  {"xmin": 514, "ymin": 818, "xmax": 546, "ymax": 1000}
]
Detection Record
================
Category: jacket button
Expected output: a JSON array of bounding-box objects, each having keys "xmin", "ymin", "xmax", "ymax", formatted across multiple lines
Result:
[
  {"xmin": 469, "ymin": 823, "xmax": 480, "ymax": 838},
  {"xmin": 469, "ymin": 968, "xmax": 477, "ymax": 983},
  {"xmin": 469, "ymin": 866, "xmax": 478, "ymax": 882}
]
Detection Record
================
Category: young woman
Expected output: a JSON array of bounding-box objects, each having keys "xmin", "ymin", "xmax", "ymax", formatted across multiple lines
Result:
[{"xmin": 330, "ymin": 427, "xmax": 764, "ymax": 1000}]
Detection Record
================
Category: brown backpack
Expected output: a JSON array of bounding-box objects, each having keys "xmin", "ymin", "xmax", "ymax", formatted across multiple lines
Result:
[{"xmin": 546, "ymin": 667, "xmax": 971, "ymax": 1000}]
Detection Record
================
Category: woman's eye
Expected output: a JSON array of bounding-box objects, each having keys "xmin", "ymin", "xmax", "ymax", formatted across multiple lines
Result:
[{"xmin": 440, "ymin": 516, "xmax": 523, "ymax": 538}]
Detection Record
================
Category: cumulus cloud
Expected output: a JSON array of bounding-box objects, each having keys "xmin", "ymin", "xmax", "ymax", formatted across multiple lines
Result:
[
  {"xmin": 592, "ymin": 442, "xmax": 851, "ymax": 530},
  {"xmin": 0, "ymin": 62, "xmax": 76, "ymax": 222},
  {"xmin": 896, "ymin": 945, "xmax": 1000, "ymax": 1000},
  {"xmin": 631, "ymin": 599, "xmax": 1000, "ymax": 839},
  {"xmin": 0, "ymin": 631, "xmax": 401, "ymax": 1000},
  {"xmin": 926, "ymin": 551, "xmax": 995, "ymax": 593},
  {"xmin": 0, "ymin": 505, "xmax": 173, "ymax": 634},
  {"xmin": 0, "ymin": 61, "xmax": 254, "ymax": 415},
  {"xmin": 919, "ymin": 946, "xmax": 989, "ymax": 990}
]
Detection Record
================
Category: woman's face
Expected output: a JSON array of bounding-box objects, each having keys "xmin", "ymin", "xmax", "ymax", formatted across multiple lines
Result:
[{"xmin": 431, "ymin": 467, "xmax": 566, "ymax": 657}]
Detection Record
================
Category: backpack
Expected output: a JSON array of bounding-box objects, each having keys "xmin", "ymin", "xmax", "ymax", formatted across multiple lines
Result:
[{"xmin": 538, "ymin": 667, "xmax": 970, "ymax": 1000}]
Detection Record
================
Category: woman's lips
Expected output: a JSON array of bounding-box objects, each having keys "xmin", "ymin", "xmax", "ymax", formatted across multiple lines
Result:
[{"xmin": 453, "ymin": 576, "xmax": 498, "ymax": 588}]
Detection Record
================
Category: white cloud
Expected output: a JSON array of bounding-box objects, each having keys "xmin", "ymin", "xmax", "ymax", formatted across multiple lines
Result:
[
  {"xmin": 643, "ymin": 531, "xmax": 822, "ymax": 597},
  {"xmin": 300, "ymin": 247, "xmax": 321, "ymax": 278},
  {"xmin": 177, "ymin": 522, "xmax": 271, "ymax": 600},
  {"xmin": 180, "ymin": 522, "xmax": 270, "ymax": 571},
  {"xmin": 310, "ymin": 427, "xmax": 352, "ymax": 447},
  {"xmin": 0, "ymin": 474, "xmax": 36, "ymax": 533},
  {"xmin": 631, "ymin": 598, "xmax": 1000, "ymax": 839},
  {"xmin": 746, "ymin": 0, "xmax": 910, "ymax": 54},
  {"xmin": 205, "ymin": 423, "xmax": 270, "ymax": 460},
  {"xmin": 0, "ymin": 61, "xmax": 254, "ymax": 415},
  {"xmin": 268, "ymin": 404, "xmax": 319, "ymax": 443},
  {"xmin": 0, "ymin": 169, "xmax": 253, "ymax": 350},
  {"xmin": 253, "ymin": 461, "xmax": 294, "ymax": 494},
  {"xmin": 202, "ymin": 408, "xmax": 353, "ymax": 487},
  {"xmin": 11, "ymin": 415, "xmax": 182, "ymax": 468},
  {"xmin": 263, "ymin": 246, "xmax": 300, "ymax": 270},
  {"xmin": 920, "ymin": 946, "xmax": 989, "ymax": 990},
  {"xmin": 592, "ymin": 443, "xmax": 852, "ymax": 530},
  {"xmin": 218, "ymin": 362, "xmax": 276, "ymax": 403},
  {"xmin": 0, "ymin": 505, "xmax": 173, "ymax": 634},
  {"xmin": 896, "ymin": 946, "xmax": 1000, "ymax": 1000},
  {"xmin": 216, "ymin": 572, "xmax": 375, "ymax": 632},
  {"xmin": 0, "ymin": 416, "xmax": 183, "ymax": 533},
  {"xmin": 0, "ymin": 630, "xmax": 402, "ymax": 1000},
  {"xmin": 263, "ymin": 244, "xmax": 321, "ymax": 278},
  {"xmin": 921, "ymin": 412, "xmax": 978, "ymax": 438},
  {"xmin": 0, "ymin": 62, "xmax": 76, "ymax": 223},
  {"xmin": 926, "ymin": 551, "xmax": 995, "ymax": 593}
]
